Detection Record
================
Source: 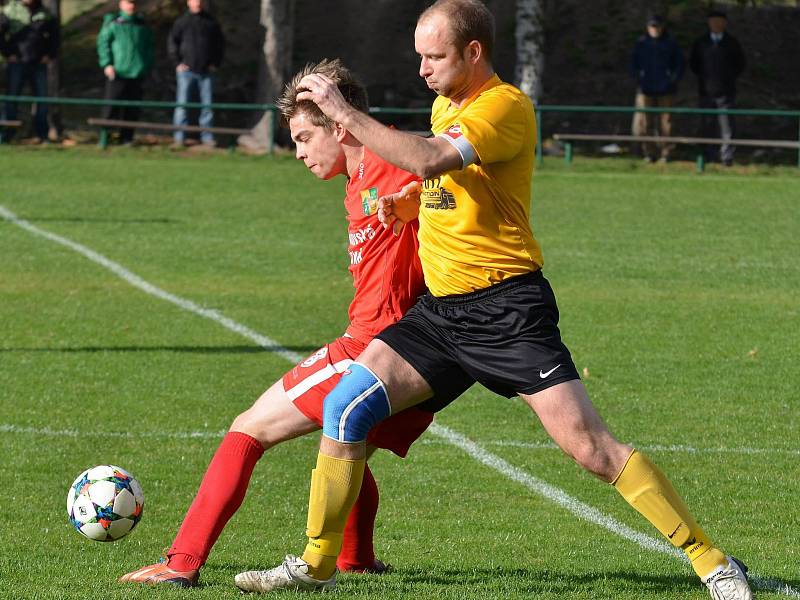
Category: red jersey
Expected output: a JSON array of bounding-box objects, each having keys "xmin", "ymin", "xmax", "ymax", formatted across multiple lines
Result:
[{"xmin": 344, "ymin": 147, "xmax": 425, "ymax": 344}]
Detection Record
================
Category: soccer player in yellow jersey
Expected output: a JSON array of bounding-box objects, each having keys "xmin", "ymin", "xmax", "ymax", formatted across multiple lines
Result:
[{"xmin": 234, "ymin": 1, "xmax": 753, "ymax": 598}]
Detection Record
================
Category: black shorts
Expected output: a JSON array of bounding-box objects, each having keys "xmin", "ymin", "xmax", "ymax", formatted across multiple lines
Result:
[{"xmin": 377, "ymin": 270, "xmax": 580, "ymax": 413}]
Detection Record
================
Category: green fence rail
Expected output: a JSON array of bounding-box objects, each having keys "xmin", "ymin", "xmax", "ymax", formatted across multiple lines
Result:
[
  {"xmin": 533, "ymin": 105, "xmax": 800, "ymax": 168},
  {"xmin": 2, "ymin": 95, "xmax": 800, "ymax": 166}
]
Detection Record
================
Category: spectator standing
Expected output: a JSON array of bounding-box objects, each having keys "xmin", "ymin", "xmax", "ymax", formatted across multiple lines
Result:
[
  {"xmin": 0, "ymin": 0, "xmax": 59, "ymax": 143},
  {"xmin": 630, "ymin": 14, "xmax": 684, "ymax": 163},
  {"xmin": 96, "ymin": 0, "xmax": 154, "ymax": 145},
  {"xmin": 690, "ymin": 9, "xmax": 745, "ymax": 166},
  {"xmin": 168, "ymin": 0, "xmax": 224, "ymax": 147}
]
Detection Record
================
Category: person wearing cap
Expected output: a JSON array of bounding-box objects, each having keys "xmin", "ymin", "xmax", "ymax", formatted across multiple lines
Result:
[
  {"xmin": 630, "ymin": 13, "xmax": 684, "ymax": 163},
  {"xmin": 690, "ymin": 9, "xmax": 746, "ymax": 166},
  {"xmin": 96, "ymin": 0, "xmax": 154, "ymax": 145}
]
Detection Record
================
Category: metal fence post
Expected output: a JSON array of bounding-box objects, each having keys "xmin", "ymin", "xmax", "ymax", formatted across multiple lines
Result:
[
  {"xmin": 535, "ymin": 107, "xmax": 543, "ymax": 166},
  {"xmin": 269, "ymin": 108, "xmax": 277, "ymax": 156}
]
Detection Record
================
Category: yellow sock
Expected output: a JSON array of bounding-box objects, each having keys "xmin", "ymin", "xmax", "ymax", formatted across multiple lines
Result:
[
  {"xmin": 612, "ymin": 449, "xmax": 727, "ymax": 577},
  {"xmin": 300, "ymin": 452, "xmax": 365, "ymax": 580}
]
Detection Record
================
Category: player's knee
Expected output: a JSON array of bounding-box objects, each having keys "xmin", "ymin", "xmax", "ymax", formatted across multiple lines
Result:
[
  {"xmin": 229, "ymin": 410, "xmax": 268, "ymax": 446},
  {"xmin": 322, "ymin": 362, "xmax": 391, "ymax": 443},
  {"xmin": 229, "ymin": 408, "xmax": 284, "ymax": 450}
]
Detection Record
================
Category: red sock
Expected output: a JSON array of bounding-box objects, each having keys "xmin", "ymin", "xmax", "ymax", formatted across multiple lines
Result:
[
  {"xmin": 336, "ymin": 464, "xmax": 378, "ymax": 572},
  {"xmin": 167, "ymin": 431, "xmax": 264, "ymax": 571}
]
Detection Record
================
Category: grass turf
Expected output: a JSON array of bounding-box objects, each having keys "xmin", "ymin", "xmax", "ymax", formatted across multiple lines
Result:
[{"xmin": 1, "ymin": 146, "xmax": 798, "ymax": 599}]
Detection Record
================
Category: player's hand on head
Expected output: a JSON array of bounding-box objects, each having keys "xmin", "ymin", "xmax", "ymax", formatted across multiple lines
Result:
[
  {"xmin": 378, "ymin": 181, "xmax": 421, "ymax": 236},
  {"xmin": 296, "ymin": 73, "xmax": 350, "ymax": 123}
]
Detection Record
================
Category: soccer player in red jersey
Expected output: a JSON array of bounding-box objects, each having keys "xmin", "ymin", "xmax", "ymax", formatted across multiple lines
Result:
[{"xmin": 120, "ymin": 58, "xmax": 468, "ymax": 588}]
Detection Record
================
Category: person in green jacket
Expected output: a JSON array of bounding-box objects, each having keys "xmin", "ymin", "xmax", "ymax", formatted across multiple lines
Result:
[{"xmin": 96, "ymin": 0, "xmax": 153, "ymax": 144}]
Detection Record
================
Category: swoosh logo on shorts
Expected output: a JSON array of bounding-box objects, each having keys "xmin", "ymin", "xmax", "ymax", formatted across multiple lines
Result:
[{"xmin": 539, "ymin": 364, "xmax": 561, "ymax": 379}]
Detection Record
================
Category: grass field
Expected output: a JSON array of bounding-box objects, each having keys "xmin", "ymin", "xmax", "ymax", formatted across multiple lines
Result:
[{"xmin": 1, "ymin": 146, "xmax": 798, "ymax": 599}]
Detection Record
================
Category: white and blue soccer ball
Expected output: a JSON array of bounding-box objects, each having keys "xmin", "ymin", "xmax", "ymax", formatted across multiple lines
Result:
[{"xmin": 66, "ymin": 465, "xmax": 144, "ymax": 542}]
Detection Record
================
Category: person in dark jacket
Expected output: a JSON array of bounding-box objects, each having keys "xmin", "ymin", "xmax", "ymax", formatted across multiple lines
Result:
[
  {"xmin": 168, "ymin": 0, "xmax": 224, "ymax": 147},
  {"xmin": 96, "ymin": 0, "xmax": 154, "ymax": 145},
  {"xmin": 630, "ymin": 14, "xmax": 684, "ymax": 162},
  {"xmin": 690, "ymin": 9, "xmax": 745, "ymax": 166},
  {"xmin": 0, "ymin": 0, "xmax": 59, "ymax": 142}
]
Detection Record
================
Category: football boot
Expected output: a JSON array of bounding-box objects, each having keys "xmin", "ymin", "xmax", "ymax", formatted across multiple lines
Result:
[
  {"xmin": 119, "ymin": 560, "xmax": 199, "ymax": 588},
  {"xmin": 702, "ymin": 556, "xmax": 753, "ymax": 600},
  {"xmin": 234, "ymin": 554, "xmax": 336, "ymax": 593}
]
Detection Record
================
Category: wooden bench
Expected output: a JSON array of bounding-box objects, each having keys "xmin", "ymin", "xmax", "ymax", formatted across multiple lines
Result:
[
  {"xmin": 552, "ymin": 133, "xmax": 800, "ymax": 171},
  {"xmin": 87, "ymin": 118, "xmax": 251, "ymax": 150},
  {"xmin": 0, "ymin": 120, "xmax": 23, "ymax": 144}
]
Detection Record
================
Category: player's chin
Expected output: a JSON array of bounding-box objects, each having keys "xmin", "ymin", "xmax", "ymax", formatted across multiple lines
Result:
[
  {"xmin": 427, "ymin": 82, "xmax": 447, "ymax": 96},
  {"xmin": 307, "ymin": 164, "xmax": 326, "ymax": 179}
]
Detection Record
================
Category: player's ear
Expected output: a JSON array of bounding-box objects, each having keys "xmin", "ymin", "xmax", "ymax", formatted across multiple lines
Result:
[
  {"xmin": 334, "ymin": 122, "xmax": 347, "ymax": 142},
  {"xmin": 465, "ymin": 40, "xmax": 482, "ymax": 64}
]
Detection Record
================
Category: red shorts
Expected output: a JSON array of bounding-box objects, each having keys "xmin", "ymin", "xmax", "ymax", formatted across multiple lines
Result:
[{"xmin": 282, "ymin": 335, "xmax": 433, "ymax": 458}]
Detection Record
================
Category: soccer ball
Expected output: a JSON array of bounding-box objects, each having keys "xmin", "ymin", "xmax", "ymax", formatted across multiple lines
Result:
[{"xmin": 66, "ymin": 465, "xmax": 144, "ymax": 542}]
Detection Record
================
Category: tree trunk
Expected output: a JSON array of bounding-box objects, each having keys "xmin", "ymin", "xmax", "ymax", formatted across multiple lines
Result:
[
  {"xmin": 42, "ymin": 0, "xmax": 63, "ymax": 140},
  {"xmin": 514, "ymin": 0, "xmax": 545, "ymax": 104},
  {"xmin": 238, "ymin": 0, "xmax": 295, "ymax": 152}
]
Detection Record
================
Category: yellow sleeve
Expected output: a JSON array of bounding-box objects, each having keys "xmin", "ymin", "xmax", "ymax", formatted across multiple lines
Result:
[{"xmin": 457, "ymin": 90, "xmax": 527, "ymax": 165}]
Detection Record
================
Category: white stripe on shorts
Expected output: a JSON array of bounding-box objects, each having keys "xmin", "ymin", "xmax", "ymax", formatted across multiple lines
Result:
[{"xmin": 283, "ymin": 359, "xmax": 354, "ymax": 400}]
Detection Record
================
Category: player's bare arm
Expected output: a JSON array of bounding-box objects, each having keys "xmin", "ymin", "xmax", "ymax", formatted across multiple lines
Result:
[
  {"xmin": 377, "ymin": 181, "xmax": 421, "ymax": 235},
  {"xmin": 297, "ymin": 73, "xmax": 463, "ymax": 179}
]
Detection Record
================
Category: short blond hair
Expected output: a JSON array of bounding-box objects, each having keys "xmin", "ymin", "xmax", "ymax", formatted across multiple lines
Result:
[{"xmin": 276, "ymin": 58, "xmax": 369, "ymax": 130}]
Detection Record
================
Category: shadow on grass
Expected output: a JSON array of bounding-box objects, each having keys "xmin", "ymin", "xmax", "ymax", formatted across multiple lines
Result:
[
  {"xmin": 15, "ymin": 215, "xmax": 180, "ymax": 224},
  {"xmin": 379, "ymin": 566, "xmax": 699, "ymax": 593},
  {"xmin": 204, "ymin": 563, "xmax": 704, "ymax": 595},
  {"xmin": 0, "ymin": 344, "xmax": 319, "ymax": 354}
]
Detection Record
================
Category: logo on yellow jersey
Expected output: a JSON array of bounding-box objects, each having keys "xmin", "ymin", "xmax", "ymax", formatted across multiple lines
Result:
[
  {"xmin": 421, "ymin": 176, "xmax": 456, "ymax": 210},
  {"xmin": 360, "ymin": 187, "xmax": 378, "ymax": 216}
]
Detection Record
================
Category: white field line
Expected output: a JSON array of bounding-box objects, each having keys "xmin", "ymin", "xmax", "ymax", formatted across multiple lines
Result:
[
  {"xmin": 2, "ymin": 423, "xmax": 795, "ymax": 460},
  {"xmin": 481, "ymin": 439, "xmax": 800, "ymax": 457},
  {"xmin": 0, "ymin": 424, "xmax": 227, "ymax": 440},
  {"xmin": 2, "ymin": 204, "xmax": 797, "ymax": 598},
  {"xmin": 0, "ymin": 205, "xmax": 303, "ymax": 366},
  {"xmin": 428, "ymin": 423, "xmax": 681, "ymax": 558},
  {"xmin": 428, "ymin": 424, "xmax": 800, "ymax": 598}
]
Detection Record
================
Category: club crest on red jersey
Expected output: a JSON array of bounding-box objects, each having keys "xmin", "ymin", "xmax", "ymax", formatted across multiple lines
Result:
[{"xmin": 361, "ymin": 187, "xmax": 378, "ymax": 216}]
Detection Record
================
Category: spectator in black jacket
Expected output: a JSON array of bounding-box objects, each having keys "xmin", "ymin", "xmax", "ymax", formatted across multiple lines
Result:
[
  {"xmin": 690, "ymin": 9, "xmax": 746, "ymax": 166},
  {"xmin": 630, "ymin": 14, "xmax": 684, "ymax": 162},
  {"xmin": 0, "ymin": 0, "xmax": 59, "ymax": 142},
  {"xmin": 168, "ymin": 0, "xmax": 224, "ymax": 147}
]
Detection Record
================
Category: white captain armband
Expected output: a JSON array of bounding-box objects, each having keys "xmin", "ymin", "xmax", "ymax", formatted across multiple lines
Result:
[{"xmin": 438, "ymin": 123, "xmax": 477, "ymax": 169}]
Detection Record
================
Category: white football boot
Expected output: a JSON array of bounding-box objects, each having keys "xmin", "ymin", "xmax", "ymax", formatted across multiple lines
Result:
[
  {"xmin": 702, "ymin": 556, "xmax": 753, "ymax": 600},
  {"xmin": 235, "ymin": 555, "xmax": 336, "ymax": 593}
]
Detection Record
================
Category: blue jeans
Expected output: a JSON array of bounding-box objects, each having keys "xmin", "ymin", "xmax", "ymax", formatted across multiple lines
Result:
[
  {"xmin": 4, "ymin": 62, "xmax": 49, "ymax": 140},
  {"xmin": 173, "ymin": 70, "xmax": 214, "ymax": 144},
  {"xmin": 700, "ymin": 94, "xmax": 736, "ymax": 163}
]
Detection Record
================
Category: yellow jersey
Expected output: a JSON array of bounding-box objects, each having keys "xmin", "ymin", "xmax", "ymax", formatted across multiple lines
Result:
[{"xmin": 418, "ymin": 74, "xmax": 542, "ymax": 297}]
